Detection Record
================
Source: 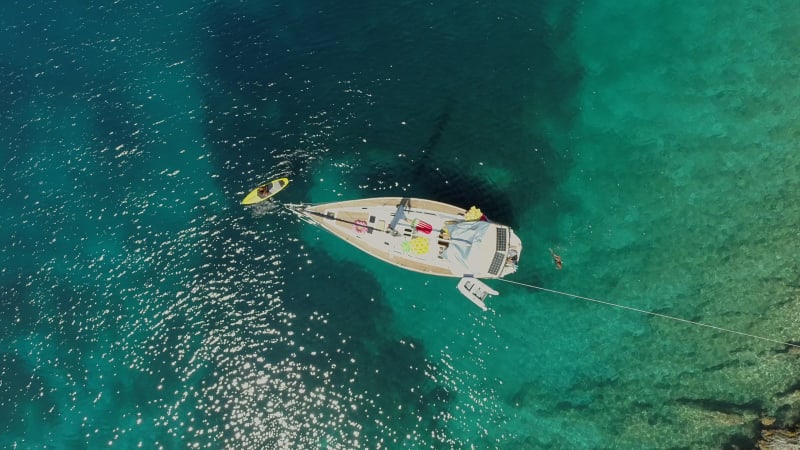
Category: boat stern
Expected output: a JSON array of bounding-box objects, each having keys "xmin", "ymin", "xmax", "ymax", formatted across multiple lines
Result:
[{"xmin": 501, "ymin": 228, "xmax": 522, "ymax": 277}]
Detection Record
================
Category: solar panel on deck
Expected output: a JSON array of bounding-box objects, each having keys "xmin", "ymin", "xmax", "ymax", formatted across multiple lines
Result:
[
  {"xmin": 488, "ymin": 252, "xmax": 504, "ymax": 275},
  {"xmin": 496, "ymin": 228, "xmax": 507, "ymax": 251}
]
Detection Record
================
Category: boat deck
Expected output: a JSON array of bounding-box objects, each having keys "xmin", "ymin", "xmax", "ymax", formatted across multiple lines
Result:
[
  {"xmin": 290, "ymin": 197, "xmax": 519, "ymax": 279},
  {"xmin": 306, "ymin": 199, "xmax": 462, "ymax": 276}
]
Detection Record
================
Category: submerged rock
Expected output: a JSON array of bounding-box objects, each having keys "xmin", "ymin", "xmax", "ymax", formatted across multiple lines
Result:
[{"xmin": 757, "ymin": 427, "xmax": 799, "ymax": 450}]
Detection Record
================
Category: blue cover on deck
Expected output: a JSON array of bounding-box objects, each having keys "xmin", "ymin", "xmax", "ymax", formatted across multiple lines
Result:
[{"xmin": 442, "ymin": 221, "xmax": 491, "ymax": 274}]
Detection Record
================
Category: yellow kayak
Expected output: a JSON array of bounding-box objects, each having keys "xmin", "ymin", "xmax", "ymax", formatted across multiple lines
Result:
[{"xmin": 241, "ymin": 177, "xmax": 290, "ymax": 205}]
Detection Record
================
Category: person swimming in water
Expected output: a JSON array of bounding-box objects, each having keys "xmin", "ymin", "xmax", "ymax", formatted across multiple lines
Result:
[{"xmin": 549, "ymin": 248, "xmax": 563, "ymax": 270}]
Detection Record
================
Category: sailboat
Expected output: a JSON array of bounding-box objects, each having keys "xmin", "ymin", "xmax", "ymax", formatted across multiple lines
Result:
[{"xmin": 286, "ymin": 197, "xmax": 522, "ymax": 310}]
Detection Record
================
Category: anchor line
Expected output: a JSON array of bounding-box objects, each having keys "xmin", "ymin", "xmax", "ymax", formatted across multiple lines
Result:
[{"xmin": 497, "ymin": 279, "xmax": 800, "ymax": 349}]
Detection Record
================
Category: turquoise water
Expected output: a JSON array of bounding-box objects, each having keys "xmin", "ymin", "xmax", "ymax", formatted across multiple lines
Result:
[{"xmin": 2, "ymin": 0, "xmax": 800, "ymax": 448}]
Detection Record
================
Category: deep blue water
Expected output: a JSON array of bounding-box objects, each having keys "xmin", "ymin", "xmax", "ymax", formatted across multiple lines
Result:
[{"xmin": 2, "ymin": 1, "xmax": 800, "ymax": 448}]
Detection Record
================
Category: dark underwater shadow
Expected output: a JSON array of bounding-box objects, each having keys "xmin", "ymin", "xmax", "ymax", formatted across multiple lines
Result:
[
  {"xmin": 349, "ymin": 102, "xmax": 524, "ymax": 226},
  {"xmin": 180, "ymin": 1, "xmax": 592, "ymax": 446},
  {"xmin": 194, "ymin": 0, "xmax": 586, "ymax": 220}
]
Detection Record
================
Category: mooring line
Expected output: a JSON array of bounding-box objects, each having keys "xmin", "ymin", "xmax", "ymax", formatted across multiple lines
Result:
[{"xmin": 498, "ymin": 279, "xmax": 800, "ymax": 349}]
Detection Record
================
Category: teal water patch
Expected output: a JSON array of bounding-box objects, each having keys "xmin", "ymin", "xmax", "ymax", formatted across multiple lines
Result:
[
  {"xmin": 490, "ymin": 1, "xmax": 800, "ymax": 448},
  {"xmin": 3, "ymin": 0, "xmax": 800, "ymax": 449},
  {"xmin": 0, "ymin": 1, "xmax": 228, "ymax": 448}
]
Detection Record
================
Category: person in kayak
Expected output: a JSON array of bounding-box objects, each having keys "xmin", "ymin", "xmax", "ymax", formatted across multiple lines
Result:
[{"xmin": 257, "ymin": 184, "xmax": 271, "ymax": 198}]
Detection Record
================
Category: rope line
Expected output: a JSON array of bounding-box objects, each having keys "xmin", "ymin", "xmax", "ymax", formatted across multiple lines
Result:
[{"xmin": 498, "ymin": 279, "xmax": 800, "ymax": 349}]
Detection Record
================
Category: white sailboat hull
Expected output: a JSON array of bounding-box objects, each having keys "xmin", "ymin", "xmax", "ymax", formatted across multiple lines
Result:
[{"xmin": 287, "ymin": 197, "xmax": 522, "ymax": 279}]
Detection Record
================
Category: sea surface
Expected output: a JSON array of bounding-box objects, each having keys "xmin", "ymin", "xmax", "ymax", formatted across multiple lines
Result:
[{"xmin": 2, "ymin": 0, "xmax": 800, "ymax": 448}]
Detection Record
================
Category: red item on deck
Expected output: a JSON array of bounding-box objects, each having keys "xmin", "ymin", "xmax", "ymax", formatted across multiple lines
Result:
[{"xmin": 415, "ymin": 220, "xmax": 432, "ymax": 234}]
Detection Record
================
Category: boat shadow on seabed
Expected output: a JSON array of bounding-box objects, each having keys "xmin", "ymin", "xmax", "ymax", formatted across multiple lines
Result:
[{"xmin": 352, "ymin": 103, "xmax": 556, "ymax": 230}]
